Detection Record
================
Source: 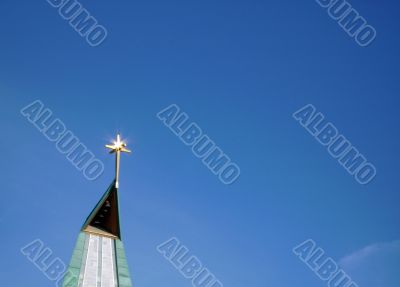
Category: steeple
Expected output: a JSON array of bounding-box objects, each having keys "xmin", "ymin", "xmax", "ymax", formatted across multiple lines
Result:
[{"xmin": 62, "ymin": 134, "xmax": 133, "ymax": 287}]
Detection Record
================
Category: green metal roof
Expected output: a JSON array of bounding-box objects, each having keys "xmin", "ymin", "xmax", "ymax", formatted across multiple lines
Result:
[{"xmin": 62, "ymin": 180, "xmax": 133, "ymax": 287}]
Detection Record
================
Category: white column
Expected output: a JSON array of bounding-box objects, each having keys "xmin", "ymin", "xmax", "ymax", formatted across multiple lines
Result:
[
  {"xmin": 101, "ymin": 237, "xmax": 117, "ymax": 287},
  {"xmin": 82, "ymin": 234, "xmax": 99, "ymax": 287}
]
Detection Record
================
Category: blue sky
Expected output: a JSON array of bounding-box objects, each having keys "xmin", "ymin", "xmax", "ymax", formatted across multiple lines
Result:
[{"xmin": 0, "ymin": 0, "xmax": 399, "ymax": 286}]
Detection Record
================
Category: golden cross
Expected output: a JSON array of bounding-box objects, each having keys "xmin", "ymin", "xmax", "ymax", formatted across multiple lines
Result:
[{"xmin": 105, "ymin": 133, "xmax": 131, "ymax": 188}]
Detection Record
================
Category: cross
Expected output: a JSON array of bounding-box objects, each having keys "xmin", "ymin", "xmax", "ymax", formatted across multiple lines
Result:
[{"xmin": 105, "ymin": 133, "xmax": 131, "ymax": 189}]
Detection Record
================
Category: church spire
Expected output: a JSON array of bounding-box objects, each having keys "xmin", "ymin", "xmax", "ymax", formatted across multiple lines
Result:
[{"xmin": 62, "ymin": 133, "xmax": 133, "ymax": 287}]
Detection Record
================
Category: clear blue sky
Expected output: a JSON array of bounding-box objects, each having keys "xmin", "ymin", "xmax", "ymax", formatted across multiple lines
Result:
[{"xmin": 1, "ymin": 0, "xmax": 399, "ymax": 286}]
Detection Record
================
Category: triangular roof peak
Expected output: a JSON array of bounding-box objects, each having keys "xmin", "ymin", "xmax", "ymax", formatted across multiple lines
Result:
[{"xmin": 82, "ymin": 180, "xmax": 121, "ymax": 239}]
